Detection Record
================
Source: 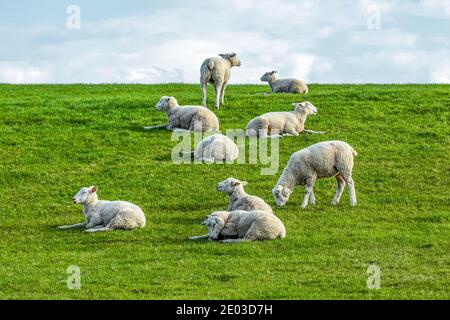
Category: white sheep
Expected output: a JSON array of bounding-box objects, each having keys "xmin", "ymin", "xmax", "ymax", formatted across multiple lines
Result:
[
  {"xmin": 191, "ymin": 134, "xmax": 238, "ymax": 163},
  {"xmin": 260, "ymin": 70, "xmax": 308, "ymax": 94},
  {"xmin": 246, "ymin": 101, "xmax": 324, "ymax": 137},
  {"xmin": 144, "ymin": 96, "xmax": 220, "ymax": 132},
  {"xmin": 58, "ymin": 186, "xmax": 146, "ymax": 232},
  {"xmin": 189, "ymin": 210, "xmax": 286, "ymax": 243},
  {"xmin": 217, "ymin": 177, "xmax": 272, "ymax": 213},
  {"xmin": 272, "ymin": 140, "xmax": 357, "ymax": 208},
  {"xmin": 200, "ymin": 53, "xmax": 241, "ymax": 109}
]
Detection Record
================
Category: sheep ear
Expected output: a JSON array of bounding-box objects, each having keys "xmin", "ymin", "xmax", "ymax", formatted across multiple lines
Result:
[
  {"xmin": 90, "ymin": 186, "xmax": 97, "ymax": 193},
  {"xmin": 229, "ymin": 53, "xmax": 236, "ymax": 57},
  {"xmin": 241, "ymin": 181, "xmax": 248, "ymax": 186},
  {"xmin": 291, "ymin": 103, "xmax": 298, "ymax": 107},
  {"xmin": 271, "ymin": 70, "xmax": 277, "ymax": 74},
  {"xmin": 219, "ymin": 53, "xmax": 227, "ymax": 58},
  {"xmin": 231, "ymin": 181, "xmax": 241, "ymax": 187}
]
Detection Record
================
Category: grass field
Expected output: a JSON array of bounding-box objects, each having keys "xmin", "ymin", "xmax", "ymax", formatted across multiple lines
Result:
[{"xmin": 0, "ymin": 83, "xmax": 449, "ymax": 299}]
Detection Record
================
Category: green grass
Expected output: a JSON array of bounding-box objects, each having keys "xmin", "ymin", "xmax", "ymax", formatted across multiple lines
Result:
[{"xmin": 0, "ymin": 83, "xmax": 449, "ymax": 300}]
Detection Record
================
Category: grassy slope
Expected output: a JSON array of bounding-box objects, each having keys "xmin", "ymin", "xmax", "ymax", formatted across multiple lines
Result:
[{"xmin": 0, "ymin": 84, "xmax": 449, "ymax": 300}]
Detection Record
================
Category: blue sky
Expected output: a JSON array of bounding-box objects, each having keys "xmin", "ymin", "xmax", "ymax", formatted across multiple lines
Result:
[{"xmin": 0, "ymin": 0, "xmax": 449, "ymax": 83}]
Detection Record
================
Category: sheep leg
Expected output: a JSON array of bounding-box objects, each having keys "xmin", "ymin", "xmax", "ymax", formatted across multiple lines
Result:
[
  {"xmin": 143, "ymin": 124, "xmax": 169, "ymax": 130},
  {"xmin": 301, "ymin": 179, "xmax": 316, "ymax": 208},
  {"xmin": 309, "ymin": 189, "xmax": 316, "ymax": 205},
  {"xmin": 214, "ymin": 81, "xmax": 223, "ymax": 109},
  {"xmin": 189, "ymin": 235, "xmax": 210, "ymax": 240},
  {"xmin": 343, "ymin": 176, "xmax": 357, "ymax": 206},
  {"xmin": 57, "ymin": 222, "xmax": 87, "ymax": 229},
  {"xmin": 201, "ymin": 83, "xmax": 207, "ymax": 107},
  {"xmin": 85, "ymin": 226, "xmax": 111, "ymax": 233},
  {"xmin": 220, "ymin": 82, "xmax": 228, "ymax": 104},
  {"xmin": 303, "ymin": 129, "xmax": 326, "ymax": 134},
  {"xmin": 332, "ymin": 174, "xmax": 346, "ymax": 205},
  {"xmin": 220, "ymin": 238, "xmax": 251, "ymax": 243}
]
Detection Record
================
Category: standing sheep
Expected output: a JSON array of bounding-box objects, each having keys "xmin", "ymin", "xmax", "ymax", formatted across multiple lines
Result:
[
  {"xmin": 217, "ymin": 177, "xmax": 273, "ymax": 213},
  {"xmin": 189, "ymin": 210, "xmax": 286, "ymax": 243},
  {"xmin": 58, "ymin": 186, "xmax": 146, "ymax": 232},
  {"xmin": 192, "ymin": 134, "xmax": 238, "ymax": 163},
  {"xmin": 144, "ymin": 96, "xmax": 219, "ymax": 132},
  {"xmin": 260, "ymin": 70, "xmax": 308, "ymax": 94},
  {"xmin": 246, "ymin": 101, "xmax": 324, "ymax": 137},
  {"xmin": 200, "ymin": 53, "xmax": 241, "ymax": 109},
  {"xmin": 272, "ymin": 140, "xmax": 357, "ymax": 208}
]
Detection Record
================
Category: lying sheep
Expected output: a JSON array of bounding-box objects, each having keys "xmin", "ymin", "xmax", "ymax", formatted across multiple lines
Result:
[
  {"xmin": 217, "ymin": 177, "xmax": 272, "ymax": 213},
  {"xmin": 260, "ymin": 70, "xmax": 308, "ymax": 94},
  {"xmin": 200, "ymin": 53, "xmax": 241, "ymax": 109},
  {"xmin": 272, "ymin": 140, "xmax": 357, "ymax": 208},
  {"xmin": 144, "ymin": 96, "xmax": 219, "ymax": 132},
  {"xmin": 246, "ymin": 101, "xmax": 324, "ymax": 137},
  {"xmin": 189, "ymin": 210, "xmax": 285, "ymax": 243},
  {"xmin": 191, "ymin": 134, "xmax": 238, "ymax": 163},
  {"xmin": 58, "ymin": 186, "xmax": 146, "ymax": 232}
]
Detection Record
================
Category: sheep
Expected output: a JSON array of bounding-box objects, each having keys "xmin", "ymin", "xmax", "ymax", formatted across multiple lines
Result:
[
  {"xmin": 57, "ymin": 186, "xmax": 146, "ymax": 232},
  {"xmin": 260, "ymin": 70, "xmax": 308, "ymax": 94},
  {"xmin": 189, "ymin": 210, "xmax": 285, "ymax": 243},
  {"xmin": 200, "ymin": 53, "xmax": 241, "ymax": 109},
  {"xmin": 217, "ymin": 177, "xmax": 273, "ymax": 213},
  {"xmin": 245, "ymin": 101, "xmax": 324, "ymax": 137},
  {"xmin": 272, "ymin": 140, "xmax": 357, "ymax": 208},
  {"xmin": 191, "ymin": 134, "xmax": 239, "ymax": 163},
  {"xmin": 144, "ymin": 96, "xmax": 219, "ymax": 132}
]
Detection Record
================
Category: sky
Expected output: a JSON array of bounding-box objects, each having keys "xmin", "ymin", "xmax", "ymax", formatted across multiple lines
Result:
[{"xmin": 0, "ymin": 0, "xmax": 449, "ymax": 84}]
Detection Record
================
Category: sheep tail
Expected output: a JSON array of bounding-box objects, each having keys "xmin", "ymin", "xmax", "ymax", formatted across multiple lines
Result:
[{"xmin": 207, "ymin": 60, "xmax": 215, "ymax": 70}]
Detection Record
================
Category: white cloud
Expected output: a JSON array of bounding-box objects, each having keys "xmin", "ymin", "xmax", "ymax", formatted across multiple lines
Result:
[
  {"xmin": 349, "ymin": 29, "xmax": 418, "ymax": 48},
  {"xmin": 0, "ymin": 0, "xmax": 448, "ymax": 83},
  {"xmin": 0, "ymin": 63, "xmax": 49, "ymax": 83}
]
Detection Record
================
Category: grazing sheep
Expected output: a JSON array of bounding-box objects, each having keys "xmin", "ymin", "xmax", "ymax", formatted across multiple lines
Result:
[
  {"xmin": 189, "ymin": 210, "xmax": 285, "ymax": 243},
  {"xmin": 192, "ymin": 134, "xmax": 239, "ymax": 163},
  {"xmin": 200, "ymin": 53, "xmax": 241, "ymax": 109},
  {"xmin": 58, "ymin": 186, "xmax": 146, "ymax": 232},
  {"xmin": 217, "ymin": 177, "xmax": 272, "ymax": 213},
  {"xmin": 246, "ymin": 101, "xmax": 324, "ymax": 137},
  {"xmin": 260, "ymin": 70, "xmax": 308, "ymax": 94},
  {"xmin": 272, "ymin": 140, "xmax": 357, "ymax": 208},
  {"xmin": 144, "ymin": 96, "xmax": 219, "ymax": 132}
]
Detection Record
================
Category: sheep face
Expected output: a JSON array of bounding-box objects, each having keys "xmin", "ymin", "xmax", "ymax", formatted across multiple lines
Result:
[
  {"xmin": 217, "ymin": 177, "xmax": 247, "ymax": 194},
  {"xmin": 292, "ymin": 101, "xmax": 317, "ymax": 116},
  {"xmin": 272, "ymin": 185, "xmax": 291, "ymax": 207},
  {"xmin": 219, "ymin": 53, "xmax": 241, "ymax": 67},
  {"xmin": 201, "ymin": 212, "xmax": 228, "ymax": 240},
  {"xmin": 260, "ymin": 71, "xmax": 277, "ymax": 82},
  {"xmin": 72, "ymin": 186, "xmax": 97, "ymax": 204},
  {"xmin": 155, "ymin": 96, "xmax": 177, "ymax": 112}
]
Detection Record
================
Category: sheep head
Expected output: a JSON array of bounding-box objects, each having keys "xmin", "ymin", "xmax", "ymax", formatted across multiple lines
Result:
[
  {"xmin": 260, "ymin": 70, "xmax": 277, "ymax": 82},
  {"xmin": 272, "ymin": 184, "xmax": 292, "ymax": 207},
  {"xmin": 219, "ymin": 53, "xmax": 241, "ymax": 67},
  {"xmin": 201, "ymin": 211, "xmax": 230, "ymax": 240},
  {"xmin": 155, "ymin": 96, "xmax": 178, "ymax": 112},
  {"xmin": 217, "ymin": 177, "xmax": 248, "ymax": 195},
  {"xmin": 292, "ymin": 101, "xmax": 317, "ymax": 116},
  {"xmin": 72, "ymin": 186, "xmax": 98, "ymax": 204}
]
